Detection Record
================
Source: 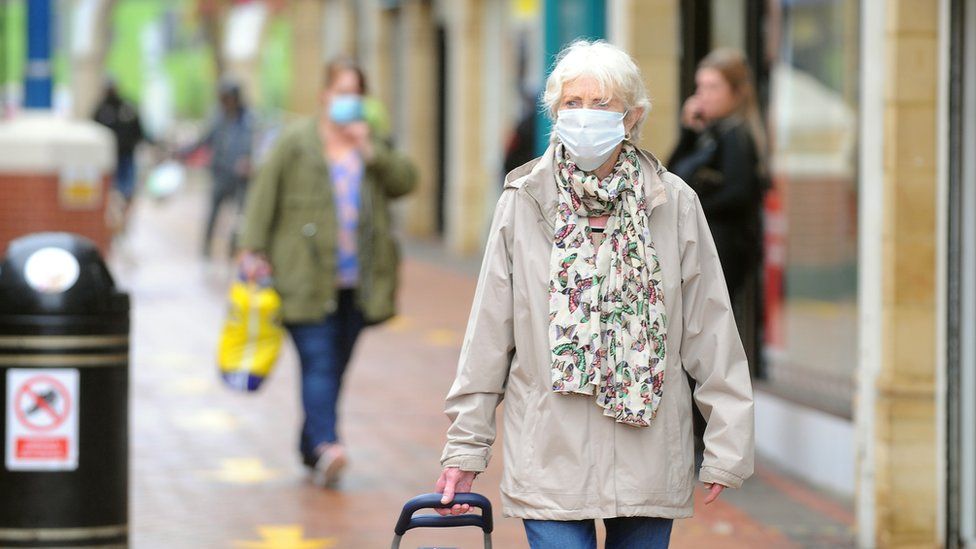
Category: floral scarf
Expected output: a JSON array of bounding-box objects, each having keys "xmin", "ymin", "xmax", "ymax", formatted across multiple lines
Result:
[{"xmin": 549, "ymin": 142, "xmax": 668, "ymax": 427}]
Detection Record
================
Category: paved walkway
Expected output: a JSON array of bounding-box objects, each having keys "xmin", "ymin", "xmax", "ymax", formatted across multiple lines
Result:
[{"xmin": 110, "ymin": 180, "xmax": 855, "ymax": 548}]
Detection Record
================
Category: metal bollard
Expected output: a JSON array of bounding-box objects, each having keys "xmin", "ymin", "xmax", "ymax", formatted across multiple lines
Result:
[{"xmin": 0, "ymin": 233, "xmax": 129, "ymax": 548}]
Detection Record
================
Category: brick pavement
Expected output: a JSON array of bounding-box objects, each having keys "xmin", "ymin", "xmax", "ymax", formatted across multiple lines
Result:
[{"xmin": 111, "ymin": 180, "xmax": 855, "ymax": 548}]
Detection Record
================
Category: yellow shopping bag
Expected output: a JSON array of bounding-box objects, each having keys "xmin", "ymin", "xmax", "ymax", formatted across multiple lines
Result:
[{"xmin": 217, "ymin": 280, "xmax": 284, "ymax": 392}]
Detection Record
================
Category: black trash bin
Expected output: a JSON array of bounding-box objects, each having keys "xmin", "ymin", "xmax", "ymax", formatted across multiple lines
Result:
[{"xmin": 0, "ymin": 233, "xmax": 129, "ymax": 548}]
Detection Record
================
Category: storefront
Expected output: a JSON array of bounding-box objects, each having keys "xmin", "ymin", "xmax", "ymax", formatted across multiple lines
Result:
[{"xmin": 676, "ymin": 0, "xmax": 861, "ymax": 496}]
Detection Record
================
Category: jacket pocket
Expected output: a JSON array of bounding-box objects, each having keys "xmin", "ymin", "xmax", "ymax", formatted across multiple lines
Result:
[
  {"xmin": 270, "ymin": 233, "xmax": 309, "ymax": 298},
  {"xmin": 520, "ymin": 394, "xmax": 595, "ymax": 494},
  {"xmin": 664, "ymin": 367, "xmax": 692, "ymax": 492}
]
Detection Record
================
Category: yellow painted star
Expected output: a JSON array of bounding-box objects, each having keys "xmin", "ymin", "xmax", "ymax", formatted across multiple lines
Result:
[
  {"xmin": 200, "ymin": 458, "xmax": 281, "ymax": 484},
  {"xmin": 173, "ymin": 408, "xmax": 239, "ymax": 432},
  {"xmin": 234, "ymin": 525, "xmax": 337, "ymax": 549},
  {"xmin": 383, "ymin": 315, "xmax": 414, "ymax": 332},
  {"xmin": 424, "ymin": 329, "xmax": 460, "ymax": 347}
]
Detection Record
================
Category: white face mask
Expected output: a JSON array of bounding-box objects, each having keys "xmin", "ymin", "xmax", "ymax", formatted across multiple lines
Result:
[{"xmin": 554, "ymin": 108, "xmax": 627, "ymax": 171}]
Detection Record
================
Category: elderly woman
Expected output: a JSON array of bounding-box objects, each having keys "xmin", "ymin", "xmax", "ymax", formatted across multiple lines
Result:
[{"xmin": 435, "ymin": 40, "xmax": 754, "ymax": 548}]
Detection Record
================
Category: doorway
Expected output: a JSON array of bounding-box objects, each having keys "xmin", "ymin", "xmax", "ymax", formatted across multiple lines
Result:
[{"xmin": 677, "ymin": 0, "xmax": 768, "ymax": 378}]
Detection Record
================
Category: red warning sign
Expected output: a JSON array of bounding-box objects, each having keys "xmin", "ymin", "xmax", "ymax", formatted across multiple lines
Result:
[
  {"xmin": 5, "ymin": 369, "xmax": 79, "ymax": 471},
  {"xmin": 16, "ymin": 438, "xmax": 69, "ymax": 460}
]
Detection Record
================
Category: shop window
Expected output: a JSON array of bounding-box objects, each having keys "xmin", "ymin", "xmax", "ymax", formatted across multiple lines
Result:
[{"xmin": 761, "ymin": 0, "xmax": 860, "ymax": 418}]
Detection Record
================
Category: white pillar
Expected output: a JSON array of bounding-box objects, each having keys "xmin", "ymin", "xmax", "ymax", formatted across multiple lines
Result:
[{"xmin": 854, "ymin": 0, "xmax": 886, "ymax": 546}]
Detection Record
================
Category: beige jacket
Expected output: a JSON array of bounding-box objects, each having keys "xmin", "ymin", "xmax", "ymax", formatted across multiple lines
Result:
[{"xmin": 440, "ymin": 145, "xmax": 755, "ymax": 520}]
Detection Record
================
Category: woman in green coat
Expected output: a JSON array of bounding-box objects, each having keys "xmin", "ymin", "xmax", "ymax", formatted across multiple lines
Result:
[{"xmin": 239, "ymin": 58, "xmax": 417, "ymax": 487}]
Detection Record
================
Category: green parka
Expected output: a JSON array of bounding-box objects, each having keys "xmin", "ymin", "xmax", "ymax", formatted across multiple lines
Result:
[{"xmin": 240, "ymin": 118, "xmax": 417, "ymax": 324}]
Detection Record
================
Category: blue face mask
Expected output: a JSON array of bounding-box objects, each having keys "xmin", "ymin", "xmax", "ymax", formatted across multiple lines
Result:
[{"xmin": 329, "ymin": 94, "xmax": 364, "ymax": 124}]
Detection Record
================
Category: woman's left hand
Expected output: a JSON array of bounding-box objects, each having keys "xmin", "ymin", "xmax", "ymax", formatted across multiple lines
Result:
[{"xmin": 703, "ymin": 483, "xmax": 725, "ymax": 505}]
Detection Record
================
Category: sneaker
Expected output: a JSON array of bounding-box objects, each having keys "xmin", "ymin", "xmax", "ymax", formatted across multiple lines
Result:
[{"xmin": 311, "ymin": 444, "xmax": 347, "ymax": 488}]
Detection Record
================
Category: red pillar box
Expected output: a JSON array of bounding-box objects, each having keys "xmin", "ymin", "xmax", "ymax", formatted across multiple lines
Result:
[{"xmin": 0, "ymin": 114, "xmax": 115, "ymax": 254}]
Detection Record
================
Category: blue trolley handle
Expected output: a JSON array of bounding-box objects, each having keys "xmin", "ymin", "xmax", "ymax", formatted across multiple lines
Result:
[{"xmin": 391, "ymin": 492, "xmax": 493, "ymax": 549}]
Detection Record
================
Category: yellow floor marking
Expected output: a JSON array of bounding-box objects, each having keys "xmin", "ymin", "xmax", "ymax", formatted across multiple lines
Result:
[
  {"xmin": 173, "ymin": 409, "xmax": 239, "ymax": 432},
  {"xmin": 424, "ymin": 329, "xmax": 459, "ymax": 347},
  {"xmin": 234, "ymin": 525, "xmax": 337, "ymax": 549},
  {"xmin": 200, "ymin": 458, "xmax": 281, "ymax": 484},
  {"xmin": 383, "ymin": 315, "xmax": 414, "ymax": 332},
  {"xmin": 711, "ymin": 520, "xmax": 735, "ymax": 535}
]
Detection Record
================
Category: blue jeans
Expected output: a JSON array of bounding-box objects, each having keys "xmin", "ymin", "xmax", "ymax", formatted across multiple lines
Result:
[
  {"xmin": 523, "ymin": 517, "xmax": 673, "ymax": 549},
  {"xmin": 115, "ymin": 153, "xmax": 137, "ymax": 200},
  {"xmin": 285, "ymin": 289, "xmax": 365, "ymax": 465}
]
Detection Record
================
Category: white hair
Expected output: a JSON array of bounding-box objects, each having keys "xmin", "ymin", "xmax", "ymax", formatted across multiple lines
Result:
[{"xmin": 543, "ymin": 40, "xmax": 652, "ymax": 141}]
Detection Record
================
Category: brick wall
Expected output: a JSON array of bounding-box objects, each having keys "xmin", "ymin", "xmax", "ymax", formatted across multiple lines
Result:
[
  {"xmin": 0, "ymin": 173, "xmax": 113, "ymax": 256},
  {"xmin": 782, "ymin": 175, "xmax": 858, "ymax": 266}
]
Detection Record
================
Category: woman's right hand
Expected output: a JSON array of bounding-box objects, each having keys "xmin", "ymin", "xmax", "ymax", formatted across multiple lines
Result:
[
  {"xmin": 435, "ymin": 467, "xmax": 478, "ymax": 516},
  {"xmin": 681, "ymin": 95, "xmax": 707, "ymax": 131},
  {"xmin": 238, "ymin": 251, "xmax": 272, "ymax": 283}
]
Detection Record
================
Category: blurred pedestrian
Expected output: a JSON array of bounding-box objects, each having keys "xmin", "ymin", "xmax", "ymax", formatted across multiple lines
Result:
[
  {"xmin": 667, "ymin": 49, "xmax": 766, "ymax": 305},
  {"xmin": 92, "ymin": 78, "xmax": 149, "ymax": 228},
  {"xmin": 180, "ymin": 80, "xmax": 254, "ymax": 258},
  {"xmin": 238, "ymin": 57, "xmax": 417, "ymax": 487},
  {"xmin": 503, "ymin": 91, "xmax": 539, "ymax": 176},
  {"xmin": 436, "ymin": 40, "xmax": 754, "ymax": 549},
  {"xmin": 667, "ymin": 49, "xmax": 767, "ymax": 471}
]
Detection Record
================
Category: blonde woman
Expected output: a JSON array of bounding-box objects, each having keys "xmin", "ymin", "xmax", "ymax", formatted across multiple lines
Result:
[
  {"xmin": 435, "ymin": 40, "xmax": 755, "ymax": 548},
  {"xmin": 668, "ymin": 48, "xmax": 767, "ymax": 304}
]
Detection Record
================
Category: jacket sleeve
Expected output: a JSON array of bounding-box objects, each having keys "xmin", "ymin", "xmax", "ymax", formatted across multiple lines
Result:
[
  {"xmin": 179, "ymin": 118, "xmax": 218, "ymax": 158},
  {"xmin": 440, "ymin": 189, "xmax": 516, "ymax": 472},
  {"xmin": 697, "ymin": 126, "xmax": 759, "ymax": 217},
  {"xmin": 239, "ymin": 129, "xmax": 290, "ymax": 253},
  {"xmin": 367, "ymin": 141, "xmax": 418, "ymax": 199},
  {"xmin": 677, "ymin": 190, "xmax": 755, "ymax": 488}
]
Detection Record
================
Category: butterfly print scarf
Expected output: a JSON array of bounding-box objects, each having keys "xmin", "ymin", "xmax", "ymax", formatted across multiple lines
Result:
[{"xmin": 548, "ymin": 142, "xmax": 668, "ymax": 427}]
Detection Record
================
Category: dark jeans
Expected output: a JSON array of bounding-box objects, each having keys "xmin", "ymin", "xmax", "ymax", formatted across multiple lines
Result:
[
  {"xmin": 523, "ymin": 517, "xmax": 673, "ymax": 549},
  {"xmin": 285, "ymin": 289, "xmax": 365, "ymax": 465},
  {"xmin": 203, "ymin": 174, "xmax": 246, "ymax": 256}
]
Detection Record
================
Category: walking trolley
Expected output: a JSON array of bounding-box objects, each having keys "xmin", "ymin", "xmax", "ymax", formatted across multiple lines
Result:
[{"xmin": 392, "ymin": 493, "xmax": 493, "ymax": 548}]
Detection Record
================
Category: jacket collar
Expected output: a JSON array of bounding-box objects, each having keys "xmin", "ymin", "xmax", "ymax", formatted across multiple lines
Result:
[{"xmin": 517, "ymin": 143, "xmax": 670, "ymax": 229}]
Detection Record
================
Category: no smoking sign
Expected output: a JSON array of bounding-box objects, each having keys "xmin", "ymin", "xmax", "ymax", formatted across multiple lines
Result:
[{"xmin": 6, "ymin": 369, "xmax": 79, "ymax": 471}]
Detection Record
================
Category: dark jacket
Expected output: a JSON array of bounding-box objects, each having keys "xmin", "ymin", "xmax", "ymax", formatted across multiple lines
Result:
[
  {"xmin": 93, "ymin": 97, "xmax": 145, "ymax": 159},
  {"xmin": 667, "ymin": 117, "xmax": 764, "ymax": 295},
  {"xmin": 239, "ymin": 118, "xmax": 417, "ymax": 324}
]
